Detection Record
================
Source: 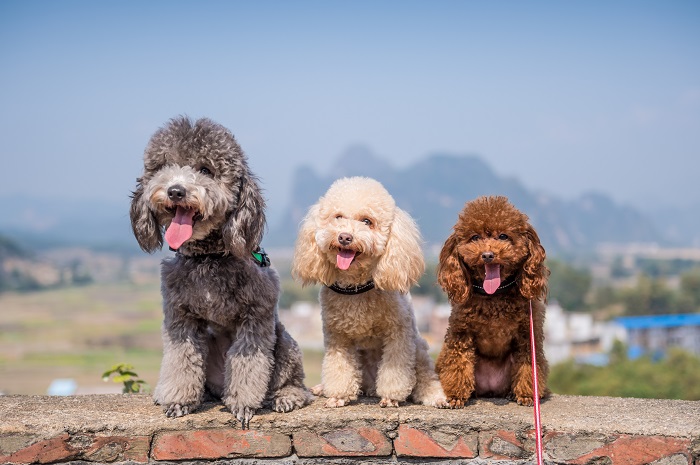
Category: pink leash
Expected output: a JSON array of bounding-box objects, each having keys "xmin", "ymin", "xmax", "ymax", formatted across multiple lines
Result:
[{"xmin": 529, "ymin": 300, "xmax": 544, "ymax": 464}]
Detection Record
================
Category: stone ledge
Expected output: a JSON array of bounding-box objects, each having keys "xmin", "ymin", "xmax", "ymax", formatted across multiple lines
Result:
[{"xmin": 0, "ymin": 394, "xmax": 698, "ymax": 464}]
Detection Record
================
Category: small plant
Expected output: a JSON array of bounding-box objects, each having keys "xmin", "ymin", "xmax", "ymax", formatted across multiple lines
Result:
[{"xmin": 102, "ymin": 363, "xmax": 149, "ymax": 394}]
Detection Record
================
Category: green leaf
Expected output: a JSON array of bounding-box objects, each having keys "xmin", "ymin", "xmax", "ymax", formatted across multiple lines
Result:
[{"xmin": 112, "ymin": 374, "xmax": 132, "ymax": 383}]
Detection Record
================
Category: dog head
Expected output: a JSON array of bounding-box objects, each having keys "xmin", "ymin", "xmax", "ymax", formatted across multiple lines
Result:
[
  {"xmin": 130, "ymin": 116, "xmax": 265, "ymax": 256},
  {"xmin": 292, "ymin": 177, "xmax": 424, "ymax": 293},
  {"xmin": 437, "ymin": 196, "xmax": 548, "ymax": 304}
]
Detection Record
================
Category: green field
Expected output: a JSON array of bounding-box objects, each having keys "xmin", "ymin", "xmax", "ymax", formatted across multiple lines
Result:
[{"xmin": 0, "ymin": 281, "xmax": 322, "ymax": 395}]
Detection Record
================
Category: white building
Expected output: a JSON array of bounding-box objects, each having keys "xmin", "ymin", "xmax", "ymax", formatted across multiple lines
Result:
[{"xmin": 544, "ymin": 302, "xmax": 626, "ymax": 365}]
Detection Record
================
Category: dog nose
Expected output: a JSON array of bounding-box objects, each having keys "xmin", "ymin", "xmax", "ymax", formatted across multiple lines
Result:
[
  {"xmin": 482, "ymin": 251, "xmax": 495, "ymax": 263},
  {"xmin": 167, "ymin": 184, "xmax": 187, "ymax": 202},
  {"xmin": 338, "ymin": 233, "xmax": 353, "ymax": 247}
]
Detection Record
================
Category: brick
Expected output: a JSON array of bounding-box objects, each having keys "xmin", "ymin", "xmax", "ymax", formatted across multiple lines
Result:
[
  {"xmin": 0, "ymin": 434, "xmax": 37, "ymax": 457},
  {"xmin": 0, "ymin": 433, "xmax": 75, "ymax": 464},
  {"xmin": 294, "ymin": 427, "xmax": 392, "ymax": 457},
  {"xmin": 82, "ymin": 435, "xmax": 150, "ymax": 463},
  {"xmin": 546, "ymin": 432, "xmax": 610, "ymax": 461},
  {"xmin": 152, "ymin": 429, "xmax": 291, "ymax": 460},
  {"xmin": 0, "ymin": 433, "xmax": 152, "ymax": 464},
  {"xmin": 394, "ymin": 425, "xmax": 477, "ymax": 458},
  {"xmin": 649, "ymin": 454, "xmax": 693, "ymax": 465},
  {"xmin": 480, "ymin": 430, "xmax": 528, "ymax": 459},
  {"xmin": 566, "ymin": 435, "xmax": 691, "ymax": 465}
]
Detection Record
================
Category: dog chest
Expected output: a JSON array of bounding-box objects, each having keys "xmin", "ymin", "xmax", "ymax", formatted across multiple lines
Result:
[
  {"xmin": 319, "ymin": 288, "xmax": 407, "ymax": 343},
  {"xmin": 160, "ymin": 255, "xmax": 277, "ymax": 322},
  {"xmin": 450, "ymin": 300, "xmax": 529, "ymax": 359},
  {"xmin": 475, "ymin": 331, "xmax": 516, "ymax": 360},
  {"xmin": 470, "ymin": 313, "xmax": 523, "ymax": 359}
]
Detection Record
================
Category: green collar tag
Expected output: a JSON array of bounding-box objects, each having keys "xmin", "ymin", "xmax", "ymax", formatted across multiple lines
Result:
[{"xmin": 252, "ymin": 247, "xmax": 270, "ymax": 267}]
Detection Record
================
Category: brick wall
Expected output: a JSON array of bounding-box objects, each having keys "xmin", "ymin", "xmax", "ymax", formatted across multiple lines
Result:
[{"xmin": 1, "ymin": 394, "xmax": 698, "ymax": 464}]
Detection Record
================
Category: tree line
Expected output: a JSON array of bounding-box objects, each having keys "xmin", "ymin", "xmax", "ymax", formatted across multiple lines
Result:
[
  {"xmin": 548, "ymin": 259, "xmax": 700, "ymax": 315},
  {"xmin": 549, "ymin": 341, "xmax": 700, "ymax": 400}
]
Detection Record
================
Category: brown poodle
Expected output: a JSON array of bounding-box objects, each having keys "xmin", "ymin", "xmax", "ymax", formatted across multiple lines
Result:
[{"xmin": 435, "ymin": 196, "xmax": 549, "ymax": 408}]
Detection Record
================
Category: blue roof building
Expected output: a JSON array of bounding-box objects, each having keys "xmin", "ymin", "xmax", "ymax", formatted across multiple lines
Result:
[{"xmin": 615, "ymin": 314, "xmax": 700, "ymax": 357}]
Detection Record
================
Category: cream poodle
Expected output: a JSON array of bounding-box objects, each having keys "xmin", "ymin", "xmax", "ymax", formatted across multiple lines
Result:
[{"xmin": 292, "ymin": 177, "xmax": 447, "ymax": 408}]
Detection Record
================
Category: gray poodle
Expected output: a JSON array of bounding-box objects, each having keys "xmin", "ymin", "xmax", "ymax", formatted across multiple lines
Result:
[{"xmin": 130, "ymin": 116, "xmax": 312, "ymax": 428}]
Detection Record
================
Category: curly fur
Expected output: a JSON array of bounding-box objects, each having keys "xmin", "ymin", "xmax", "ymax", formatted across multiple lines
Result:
[
  {"xmin": 292, "ymin": 177, "xmax": 447, "ymax": 408},
  {"xmin": 130, "ymin": 116, "xmax": 312, "ymax": 427},
  {"xmin": 435, "ymin": 196, "xmax": 550, "ymax": 408}
]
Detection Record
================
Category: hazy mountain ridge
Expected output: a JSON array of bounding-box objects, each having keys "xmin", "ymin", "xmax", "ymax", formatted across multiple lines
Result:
[
  {"xmin": 1, "ymin": 148, "xmax": 692, "ymax": 256},
  {"xmin": 2, "ymin": 195, "xmax": 138, "ymax": 253},
  {"xmin": 267, "ymin": 147, "xmax": 663, "ymax": 255}
]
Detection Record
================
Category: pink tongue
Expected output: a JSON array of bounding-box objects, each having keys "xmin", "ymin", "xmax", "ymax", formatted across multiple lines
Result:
[
  {"xmin": 483, "ymin": 263, "xmax": 501, "ymax": 294},
  {"xmin": 336, "ymin": 249, "xmax": 356, "ymax": 270},
  {"xmin": 164, "ymin": 206, "xmax": 196, "ymax": 250}
]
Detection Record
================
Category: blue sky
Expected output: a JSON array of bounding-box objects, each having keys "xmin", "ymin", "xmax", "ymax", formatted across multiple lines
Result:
[{"xmin": 1, "ymin": 1, "xmax": 699, "ymax": 223}]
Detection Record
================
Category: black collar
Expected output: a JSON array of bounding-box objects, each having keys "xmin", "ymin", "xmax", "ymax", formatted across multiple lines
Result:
[
  {"xmin": 172, "ymin": 247, "xmax": 227, "ymax": 259},
  {"xmin": 328, "ymin": 280, "xmax": 375, "ymax": 295},
  {"xmin": 171, "ymin": 246, "xmax": 270, "ymax": 267},
  {"xmin": 472, "ymin": 274, "xmax": 518, "ymax": 296}
]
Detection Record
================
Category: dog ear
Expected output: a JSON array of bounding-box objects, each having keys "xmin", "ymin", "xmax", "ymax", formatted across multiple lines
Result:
[
  {"xmin": 223, "ymin": 173, "xmax": 266, "ymax": 256},
  {"xmin": 291, "ymin": 204, "xmax": 336, "ymax": 286},
  {"xmin": 373, "ymin": 207, "xmax": 425, "ymax": 293},
  {"xmin": 437, "ymin": 233, "xmax": 470, "ymax": 305},
  {"xmin": 520, "ymin": 224, "xmax": 549, "ymax": 301},
  {"xmin": 130, "ymin": 178, "xmax": 163, "ymax": 253}
]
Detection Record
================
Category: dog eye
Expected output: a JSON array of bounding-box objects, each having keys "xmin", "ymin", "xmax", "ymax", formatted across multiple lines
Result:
[
  {"xmin": 470, "ymin": 234, "xmax": 481, "ymax": 242},
  {"xmin": 498, "ymin": 233, "xmax": 509, "ymax": 240},
  {"xmin": 335, "ymin": 215, "xmax": 344, "ymax": 220},
  {"xmin": 361, "ymin": 218, "xmax": 372, "ymax": 227},
  {"xmin": 199, "ymin": 166, "xmax": 212, "ymax": 176}
]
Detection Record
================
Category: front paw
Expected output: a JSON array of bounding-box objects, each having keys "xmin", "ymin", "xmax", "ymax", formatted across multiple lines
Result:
[
  {"xmin": 224, "ymin": 397, "xmax": 257, "ymax": 429},
  {"xmin": 417, "ymin": 388, "xmax": 449, "ymax": 408},
  {"xmin": 447, "ymin": 398, "xmax": 468, "ymax": 409},
  {"xmin": 163, "ymin": 403, "xmax": 196, "ymax": 417},
  {"xmin": 378, "ymin": 398, "xmax": 399, "ymax": 408},
  {"xmin": 310, "ymin": 384, "xmax": 324, "ymax": 396},
  {"xmin": 430, "ymin": 396, "xmax": 450, "ymax": 409},
  {"xmin": 229, "ymin": 405, "xmax": 256, "ymax": 429},
  {"xmin": 273, "ymin": 397, "xmax": 295, "ymax": 413},
  {"xmin": 516, "ymin": 395, "xmax": 535, "ymax": 407},
  {"xmin": 324, "ymin": 397, "xmax": 350, "ymax": 408}
]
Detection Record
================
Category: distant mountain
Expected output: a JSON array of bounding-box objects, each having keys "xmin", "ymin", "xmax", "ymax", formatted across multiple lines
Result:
[
  {"xmin": 266, "ymin": 147, "xmax": 662, "ymax": 256},
  {"xmin": 2, "ymin": 148, "xmax": 688, "ymax": 256},
  {"xmin": 2, "ymin": 195, "xmax": 139, "ymax": 254},
  {"xmin": 0, "ymin": 234, "xmax": 30, "ymax": 260},
  {"xmin": 648, "ymin": 203, "xmax": 700, "ymax": 249}
]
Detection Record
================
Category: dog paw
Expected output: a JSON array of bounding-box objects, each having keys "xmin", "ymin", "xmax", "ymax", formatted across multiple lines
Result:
[
  {"xmin": 431, "ymin": 397, "xmax": 450, "ymax": 409},
  {"xmin": 230, "ymin": 405, "xmax": 256, "ymax": 429},
  {"xmin": 378, "ymin": 398, "xmax": 399, "ymax": 408},
  {"xmin": 324, "ymin": 397, "xmax": 349, "ymax": 408},
  {"xmin": 417, "ymin": 390, "xmax": 449, "ymax": 408},
  {"xmin": 447, "ymin": 398, "xmax": 467, "ymax": 409},
  {"xmin": 224, "ymin": 396, "xmax": 257, "ymax": 428},
  {"xmin": 273, "ymin": 398, "xmax": 294, "ymax": 413},
  {"xmin": 516, "ymin": 396, "xmax": 535, "ymax": 407},
  {"xmin": 310, "ymin": 384, "xmax": 324, "ymax": 396},
  {"xmin": 163, "ymin": 403, "xmax": 195, "ymax": 417},
  {"xmin": 273, "ymin": 396, "xmax": 303, "ymax": 413}
]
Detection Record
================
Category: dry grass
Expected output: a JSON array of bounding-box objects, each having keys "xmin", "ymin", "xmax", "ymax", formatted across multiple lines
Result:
[
  {"xmin": 0, "ymin": 280, "xmax": 164, "ymax": 394},
  {"xmin": 0, "ymin": 280, "xmax": 322, "ymax": 395}
]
